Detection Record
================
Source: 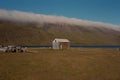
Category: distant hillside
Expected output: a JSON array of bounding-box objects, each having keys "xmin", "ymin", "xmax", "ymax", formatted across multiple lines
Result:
[
  {"xmin": 0, "ymin": 20, "xmax": 120, "ymax": 46},
  {"xmin": 0, "ymin": 9, "xmax": 120, "ymax": 46}
]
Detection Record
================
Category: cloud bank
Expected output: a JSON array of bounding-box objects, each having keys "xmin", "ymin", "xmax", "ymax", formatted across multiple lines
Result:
[{"xmin": 0, "ymin": 9, "xmax": 120, "ymax": 31}]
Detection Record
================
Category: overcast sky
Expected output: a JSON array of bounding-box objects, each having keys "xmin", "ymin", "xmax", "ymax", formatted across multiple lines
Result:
[{"xmin": 0, "ymin": 0, "xmax": 120, "ymax": 25}]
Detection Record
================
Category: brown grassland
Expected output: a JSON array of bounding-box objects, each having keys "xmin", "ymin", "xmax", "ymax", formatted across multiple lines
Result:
[{"xmin": 0, "ymin": 48, "xmax": 120, "ymax": 80}]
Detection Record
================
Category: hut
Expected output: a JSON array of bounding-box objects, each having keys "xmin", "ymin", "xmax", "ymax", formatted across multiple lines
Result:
[{"xmin": 52, "ymin": 38, "xmax": 70, "ymax": 49}]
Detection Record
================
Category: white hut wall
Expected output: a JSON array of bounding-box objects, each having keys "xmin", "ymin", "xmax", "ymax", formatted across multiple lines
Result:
[{"xmin": 52, "ymin": 41, "xmax": 60, "ymax": 49}]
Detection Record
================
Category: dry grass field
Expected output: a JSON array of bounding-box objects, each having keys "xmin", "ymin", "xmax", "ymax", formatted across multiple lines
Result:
[{"xmin": 0, "ymin": 48, "xmax": 120, "ymax": 80}]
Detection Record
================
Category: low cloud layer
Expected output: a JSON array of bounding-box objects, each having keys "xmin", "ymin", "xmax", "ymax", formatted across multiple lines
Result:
[{"xmin": 0, "ymin": 9, "xmax": 120, "ymax": 31}]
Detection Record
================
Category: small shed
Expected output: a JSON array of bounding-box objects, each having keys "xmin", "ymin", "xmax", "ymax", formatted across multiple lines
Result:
[{"xmin": 52, "ymin": 38, "xmax": 70, "ymax": 49}]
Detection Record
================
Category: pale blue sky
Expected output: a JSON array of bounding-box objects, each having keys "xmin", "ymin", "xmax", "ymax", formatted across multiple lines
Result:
[{"xmin": 0, "ymin": 0, "xmax": 120, "ymax": 25}]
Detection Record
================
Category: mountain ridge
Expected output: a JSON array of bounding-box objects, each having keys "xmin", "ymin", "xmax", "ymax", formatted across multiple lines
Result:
[
  {"xmin": 0, "ymin": 9, "xmax": 120, "ymax": 31},
  {"xmin": 0, "ymin": 9, "xmax": 120, "ymax": 46},
  {"xmin": 0, "ymin": 20, "xmax": 120, "ymax": 46}
]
